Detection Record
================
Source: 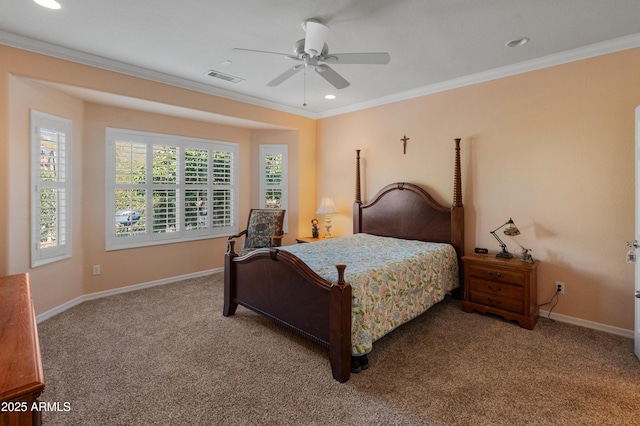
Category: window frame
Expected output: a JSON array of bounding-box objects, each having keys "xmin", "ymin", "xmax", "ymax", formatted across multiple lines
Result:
[
  {"xmin": 259, "ymin": 144, "xmax": 288, "ymax": 231},
  {"xmin": 30, "ymin": 110, "xmax": 73, "ymax": 267},
  {"xmin": 105, "ymin": 128, "xmax": 239, "ymax": 251}
]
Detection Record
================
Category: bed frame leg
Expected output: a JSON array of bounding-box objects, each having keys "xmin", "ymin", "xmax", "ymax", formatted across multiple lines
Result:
[
  {"xmin": 223, "ymin": 241, "xmax": 238, "ymax": 317},
  {"xmin": 329, "ymin": 264, "xmax": 351, "ymax": 382}
]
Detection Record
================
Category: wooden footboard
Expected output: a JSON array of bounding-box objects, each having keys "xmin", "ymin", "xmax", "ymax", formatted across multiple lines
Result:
[{"xmin": 224, "ymin": 240, "xmax": 352, "ymax": 382}]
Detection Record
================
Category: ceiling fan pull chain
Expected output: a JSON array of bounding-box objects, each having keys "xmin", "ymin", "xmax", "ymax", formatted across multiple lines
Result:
[{"xmin": 303, "ymin": 67, "xmax": 307, "ymax": 107}]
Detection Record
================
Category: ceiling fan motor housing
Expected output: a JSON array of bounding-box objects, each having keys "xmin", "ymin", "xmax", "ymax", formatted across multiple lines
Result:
[{"xmin": 293, "ymin": 39, "xmax": 329, "ymax": 59}]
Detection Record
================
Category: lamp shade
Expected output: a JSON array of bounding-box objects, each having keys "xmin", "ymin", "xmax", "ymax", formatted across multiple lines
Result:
[
  {"xmin": 503, "ymin": 218, "xmax": 521, "ymax": 236},
  {"xmin": 316, "ymin": 197, "xmax": 337, "ymax": 215},
  {"xmin": 491, "ymin": 217, "xmax": 521, "ymax": 259}
]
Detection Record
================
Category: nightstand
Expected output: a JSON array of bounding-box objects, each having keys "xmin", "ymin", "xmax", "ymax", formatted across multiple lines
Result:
[
  {"xmin": 295, "ymin": 236, "xmax": 337, "ymax": 243},
  {"xmin": 295, "ymin": 236, "xmax": 322, "ymax": 243},
  {"xmin": 462, "ymin": 254, "xmax": 539, "ymax": 329}
]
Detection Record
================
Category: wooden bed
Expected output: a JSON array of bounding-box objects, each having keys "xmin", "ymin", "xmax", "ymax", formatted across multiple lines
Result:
[{"xmin": 223, "ymin": 139, "xmax": 464, "ymax": 383}]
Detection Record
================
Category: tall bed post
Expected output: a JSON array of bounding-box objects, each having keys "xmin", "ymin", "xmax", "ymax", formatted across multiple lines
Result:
[
  {"xmin": 453, "ymin": 138, "xmax": 462, "ymax": 209},
  {"xmin": 353, "ymin": 149, "xmax": 362, "ymax": 233},
  {"xmin": 451, "ymin": 138, "xmax": 465, "ymax": 298}
]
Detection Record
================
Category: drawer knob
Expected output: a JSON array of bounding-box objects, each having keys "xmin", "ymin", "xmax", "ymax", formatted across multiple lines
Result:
[
  {"xmin": 488, "ymin": 285, "xmax": 501, "ymax": 292},
  {"xmin": 487, "ymin": 271, "xmax": 502, "ymax": 278},
  {"xmin": 488, "ymin": 298, "xmax": 502, "ymax": 306}
]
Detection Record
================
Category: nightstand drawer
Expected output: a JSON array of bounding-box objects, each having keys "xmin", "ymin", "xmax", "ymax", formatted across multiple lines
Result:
[
  {"xmin": 467, "ymin": 278, "xmax": 523, "ymax": 300},
  {"xmin": 468, "ymin": 291, "xmax": 523, "ymax": 314},
  {"xmin": 467, "ymin": 265, "xmax": 525, "ymax": 286}
]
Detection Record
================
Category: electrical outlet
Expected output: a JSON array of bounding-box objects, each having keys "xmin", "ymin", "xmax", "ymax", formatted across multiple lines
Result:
[
  {"xmin": 92, "ymin": 265, "xmax": 101, "ymax": 276},
  {"xmin": 556, "ymin": 281, "xmax": 564, "ymax": 294}
]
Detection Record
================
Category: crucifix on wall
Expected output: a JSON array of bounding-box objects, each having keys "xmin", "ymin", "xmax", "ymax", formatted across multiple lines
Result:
[{"xmin": 400, "ymin": 134, "xmax": 410, "ymax": 154}]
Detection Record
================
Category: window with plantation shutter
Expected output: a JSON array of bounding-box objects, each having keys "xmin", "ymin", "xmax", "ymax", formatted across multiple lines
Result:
[
  {"xmin": 212, "ymin": 151, "xmax": 234, "ymax": 228},
  {"xmin": 184, "ymin": 148, "xmax": 209, "ymax": 231},
  {"xmin": 106, "ymin": 128, "xmax": 238, "ymax": 251},
  {"xmin": 30, "ymin": 111, "xmax": 73, "ymax": 267},
  {"xmin": 259, "ymin": 144, "xmax": 288, "ymax": 231}
]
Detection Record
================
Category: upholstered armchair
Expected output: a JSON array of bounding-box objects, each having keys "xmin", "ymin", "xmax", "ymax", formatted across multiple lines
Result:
[{"xmin": 228, "ymin": 209, "xmax": 286, "ymax": 255}]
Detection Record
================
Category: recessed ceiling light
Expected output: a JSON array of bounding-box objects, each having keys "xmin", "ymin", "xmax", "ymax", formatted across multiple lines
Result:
[
  {"xmin": 506, "ymin": 37, "xmax": 529, "ymax": 48},
  {"xmin": 34, "ymin": 0, "xmax": 61, "ymax": 9},
  {"xmin": 324, "ymin": 94, "xmax": 336, "ymax": 100}
]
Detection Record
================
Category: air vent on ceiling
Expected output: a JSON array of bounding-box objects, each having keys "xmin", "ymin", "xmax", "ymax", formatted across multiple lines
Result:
[{"xmin": 205, "ymin": 69, "xmax": 244, "ymax": 83}]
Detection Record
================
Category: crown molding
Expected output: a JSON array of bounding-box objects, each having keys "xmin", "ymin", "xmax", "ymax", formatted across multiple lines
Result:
[
  {"xmin": 316, "ymin": 33, "xmax": 640, "ymax": 119},
  {"xmin": 0, "ymin": 30, "xmax": 317, "ymax": 119},
  {"xmin": 2, "ymin": 30, "xmax": 640, "ymax": 121}
]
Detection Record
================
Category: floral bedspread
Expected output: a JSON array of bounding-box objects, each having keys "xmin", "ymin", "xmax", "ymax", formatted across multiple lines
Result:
[{"xmin": 280, "ymin": 233, "xmax": 459, "ymax": 355}]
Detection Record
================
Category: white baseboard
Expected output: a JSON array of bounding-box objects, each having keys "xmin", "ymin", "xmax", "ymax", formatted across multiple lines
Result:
[
  {"xmin": 36, "ymin": 268, "xmax": 222, "ymax": 324},
  {"xmin": 539, "ymin": 309, "xmax": 634, "ymax": 339}
]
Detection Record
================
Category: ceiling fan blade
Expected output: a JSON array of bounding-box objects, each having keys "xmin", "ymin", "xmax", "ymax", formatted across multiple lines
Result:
[
  {"xmin": 324, "ymin": 52, "xmax": 390, "ymax": 65},
  {"xmin": 303, "ymin": 20, "xmax": 329, "ymax": 57},
  {"xmin": 233, "ymin": 47, "xmax": 291, "ymax": 57},
  {"xmin": 267, "ymin": 66, "xmax": 302, "ymax": 87},
  {"xmin": 315, "ymin": 64, "xmax": 350, "ymax": 90}
]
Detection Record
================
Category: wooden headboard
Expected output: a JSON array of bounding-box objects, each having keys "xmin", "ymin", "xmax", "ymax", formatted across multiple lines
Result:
[{"xmin": 352, "ymin": 138, "xmax": 464, "ymax": 261}]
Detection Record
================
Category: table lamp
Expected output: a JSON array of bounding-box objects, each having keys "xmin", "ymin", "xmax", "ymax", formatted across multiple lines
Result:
[
  {"xmin": 491, "ymin": 217, "xmax": 520, "ymax": 258},
  {"xmin": 316, "ymin": 197, "xmax": 337, "ymax": 238}
]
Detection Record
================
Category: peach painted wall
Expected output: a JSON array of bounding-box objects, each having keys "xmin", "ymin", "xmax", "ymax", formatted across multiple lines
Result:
[
  {"xmin": 7, "ymin": 76, "xmax": 85, "ymax": 312},
  {"xmin": 0, "ymin": 45, "xmax": 316, "ymax": 315},
  {"xmin": 317, "ymin": 48, "xmax": 640, "ymax": 331}
]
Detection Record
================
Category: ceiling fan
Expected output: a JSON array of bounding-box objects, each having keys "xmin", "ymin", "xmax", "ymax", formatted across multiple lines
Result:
[{"xmin": 233, "ymin": 19, "xmax": 390, "ymax": 91}]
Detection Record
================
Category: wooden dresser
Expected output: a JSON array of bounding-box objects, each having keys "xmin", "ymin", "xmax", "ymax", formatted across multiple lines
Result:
[
  {"xmin": 0, "ymin": 273, "xmax": 45, "ymax": 426},
  {"xmin": 462, "ymin": 254, "xmax": 539, "ymax": 329}
]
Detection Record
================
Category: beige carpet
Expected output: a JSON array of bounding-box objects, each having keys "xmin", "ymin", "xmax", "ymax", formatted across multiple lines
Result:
[{"xmin": 37, "ymin": 273, "xmax": 640, "ymax": 425}]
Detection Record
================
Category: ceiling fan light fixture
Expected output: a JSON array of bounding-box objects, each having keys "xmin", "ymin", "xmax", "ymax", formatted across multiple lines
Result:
[
  {"xmin": 34, "ymin": 0, "xmax": 61, "ymax": 9},
  {"xmin": 506, "ymin": 37, "xmax": 529, "ymax": 48},
  {"xmin": 303, "ymin": 20, "xmax": 329, "ymax": 57}
]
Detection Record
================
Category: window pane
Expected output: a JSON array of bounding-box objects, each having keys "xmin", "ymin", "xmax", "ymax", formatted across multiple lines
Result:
[
  {"xmin": 265, "ymin": 189, "xmax": 282, "ymax": 209},
  {"xmin": 153, "ymin": 189, "xmax": 178, "ymax": 233},
  {"xmin": 185, "ymin": 190, "xmax": 208, "ymax": 230},
  {"xmin": 153, "ymin": 145, "xmax": 178, "ymax": 183},
  {"xmin": 115, "ymin": 142, "xmax": 146, "ymax": 185},
  {"xmin": 114, "ymin": 189, "xmax": 146, "ymax": 237},
  {"xmin": 265, "ymin": 153, "xmax": 282, "ymax": 186},
  {"xmin": 212, "ymin": 189, "xmax": 232, "ymax": 227},
  {"xmin": 39, "ymin": 187, "xmax": 64, "ymax": 248},
  {"xmin": 39, "ymin": 128, "xmax": 66, "ymax": 182},
  {"xmin": 185, "ymin": 148, "xmax": 208, "ymax": 184},
  {"xmin": 38, "ymin": 128, "xmax": 68, "ymax": 249},
  {"xmin": 212, "ymin": 151, "xmax": 232, "ymax": 185}
]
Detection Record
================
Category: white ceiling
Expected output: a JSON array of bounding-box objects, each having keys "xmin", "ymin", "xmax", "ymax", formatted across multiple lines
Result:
[{"xmin": 2, "ymin": 0, "xmax": 640, "ymax": 120}]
